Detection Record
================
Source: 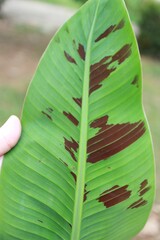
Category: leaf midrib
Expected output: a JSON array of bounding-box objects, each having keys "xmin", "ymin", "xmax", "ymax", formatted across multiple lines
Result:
[{"xmin": 71, "ymin": 1, "xmax": 100, "ymax": 240}]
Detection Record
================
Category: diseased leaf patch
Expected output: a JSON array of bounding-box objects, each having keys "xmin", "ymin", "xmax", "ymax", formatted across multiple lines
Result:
[
  {"xmin": 73, "ymin": 97, "xmax": 82, "ymax": 108},
  {"xmin": 128, "ymin": 180, "xmax": 151, "ymax": 209},
  {"xmin": 62, "ymin": 164, "xmax": 89, "ymax": 202},
  {"xmin": 71, "ymin": 171, "xmax": 77, "ymax": 182},
  {"xmin": 97, "ymin": 180, "xmax": 151, "ymax": 209},
  {"xmin": 42, "ymin": 107, "xmax": 54, "ymax": 121},
  {"xmin": 89, "ymin": 44, "xmax": 132, "ymax": 94},
  {"xmin": 64, "ymin": 137, "xmax": 79, "ymax": 162},
  {"xmin": 64, "ymin": 51, "xmax": 77, "ymax": 65},
  {"xmin": 63, "ymin": 114, "xmax": 146, "ymax": 165},
  {"xmin": 95, "ymin": 19, "xmax": 125, "ymax": 42},
  {"xmin": 64, "ymin": 35, "xmax": 132, "ymax": 96},
  {"xmin": 63, "ymin": 111, "xmax": 79, "ymax": 126},
  {"xmin": 64, "ymin": 41, "xmax": 86, "ymax": 65},
  {"xmin": 139, "ymin": 180, "xmax": 151, "ymax": 197},
  {"xmin": 78, "ymin": 43, "xmax": 86, "ymax": 61},
  {"xmin": 98, "ymin": 185, "xmax": 131, "ymax": 208},
  {"xmin": 128, "ymin": 198, "xmax": 147, "ymax": 209},
  {"xmin": 87, "ymin": 116, "xmax": 146, "ymax": 163}
]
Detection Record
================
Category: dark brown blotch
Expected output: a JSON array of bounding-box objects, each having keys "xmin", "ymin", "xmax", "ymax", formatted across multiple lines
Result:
[
  {"xmin": 114, "ymin": 19, "xmax": 125, "ymax": 31},
  {"xmin": 64, "ymin": 138, "xmax": 79, "ymax": 162},
  {"xmin": 90, "ymin": 116, "xmax": 109, "ymax": 130},
  {"xmin": 98, "ymin": 185, "xmax": 131, "ymax": 208},
  {"xmin": 139, "ymin": 180, "xmax": 151, "ymax": 197},
  {"xmin": 95, "ymin": 19, "xmax": 125, "ymax": 42},
  {"xmin": 63, "ymin": 111, "xmax": 79, "ymax": 126},
  {"xmin": 64, "ymin": 51, "xmax": 77, "ymax": 65},
  {"xmin": 84, "ymin": 184, "xmax": 89, "ymax": 202},
  {"xmin": 60, "ymin": 158, "xmax": 68, "ymax": 167},
  {"xmin": 90, "ymin": 56, "xmax": 116, "ymax": 94},
  {"xmin": 89, "ymin": 44, "xmax": 132, "ymax": 95},
  {"xmin": 71, "ymin": 171, "xmax": 77, "ymax": 182},
  {"xmin": 128, "ymin": 198, "xmax": 147, "ymax": 209},
  {"xmin": 139, "ymin": 187, "xmax": 151, "ymax": 196},
  {"xmin": 95, "ymin": 25, "xmax": 115, "ymax": 42},
  {"xmin": 73, "ymin": 97, "xmax": 82, "ymax": 108},
  {"xmin": 87, "ymin": 116, "xmax": 146, "ymax": 163},
  {"xmin": 78, "ymin": 44, "xmax": 86, "ymax": 61},
  {"xmin": 112, "ymin": 44, "xmax": 132, "ymax": 64},
  {"xmin": 42, "ymin": 111, "xmax": 52, "ymax": 121},
  {"xmin": 140, "ymin": 180, "xmax": 148, "ymax": 190}
]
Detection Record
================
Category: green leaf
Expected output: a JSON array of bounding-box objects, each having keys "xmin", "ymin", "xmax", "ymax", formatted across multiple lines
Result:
[{"xmin": 0, "ymin": 0, "xmax": 155, "ymax": 239}]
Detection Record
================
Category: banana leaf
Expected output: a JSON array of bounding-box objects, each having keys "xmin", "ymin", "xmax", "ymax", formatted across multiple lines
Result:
[{"xmin": 0, "ymin": 0, "xmax": 155, "ymax": 239}]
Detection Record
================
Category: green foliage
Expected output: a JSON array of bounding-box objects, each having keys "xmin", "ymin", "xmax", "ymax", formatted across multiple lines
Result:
[
  {"xmin": 138, "ymin": 1, "xmax": 160, "ymax": 58},
  {"xmin": 0, "ymin": 0, "xmax": 155, "ymax": 239}
]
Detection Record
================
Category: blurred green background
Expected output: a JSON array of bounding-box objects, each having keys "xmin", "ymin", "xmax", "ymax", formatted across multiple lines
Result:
[{"xmin": 0, "ymin": 0, "xmax": 160, "ymax": 238}]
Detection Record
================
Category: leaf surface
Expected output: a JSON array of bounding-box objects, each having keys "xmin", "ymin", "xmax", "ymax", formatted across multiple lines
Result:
[{"xmin": 0, "ymin": 0, "xmax": 155, "ymax": 239}]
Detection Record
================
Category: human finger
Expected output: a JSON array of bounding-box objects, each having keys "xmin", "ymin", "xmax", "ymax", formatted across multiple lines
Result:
[{"xmin": 0, "ymin": 115, "xmax": 21, "ymax": 157}]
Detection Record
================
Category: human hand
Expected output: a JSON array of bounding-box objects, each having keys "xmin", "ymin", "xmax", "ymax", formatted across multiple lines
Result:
[{"xmin": 0, "ymin": 116, "xmax": 21, "ymax": 169}]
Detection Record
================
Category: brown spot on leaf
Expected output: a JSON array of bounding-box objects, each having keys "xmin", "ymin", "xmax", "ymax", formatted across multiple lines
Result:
[
  {"xmin": 140, "ymin": 180, "xmax": 148, "ymax": 190},
  {"xmin": 73, "ymin": 97, "xmax": 82, "ymax": 108},
  {"xmin": 112, "ymin": 44, "xmax": 132, "ymax": 64},
  {"xmin": 60, "ymin": 158, "xmax": 68, "ymax": 167},
  {"xmin": 84, "ymin": 184, "xmax": 89, "ymax": 202},
  {"xmin": 64, "ymin": 138, "xmax": 79, "ymax": 162},
  {"xmin": 90, "ymin": 116, "xmax": 109, "ymax": 130},
  {"xmin": 95, "ymin": 25, "xmax": 115, "ymax": 42},
  {"xmin": 132, "ymin": 75, "xmax": 139, "ymax": 88},
  {"xmin": 139, "ymin": 187, "xmax": 151, "ymax": 196},
  {"xmin": 89, "ymin": 44, "xmax": 132, "ymax": 94},
  {"xmin": 78, "ymin": 44, "xmax": 86, "ymax": 61},
  {"xmin": 139, "ymin": 180, "xmax": 151, "ymax": 196},
  {"xmin": 98, "ymin": 185, "xmax": 131, "ymax": 208},
  {"xmin": 128, "ymin": 198, "xmax": 147, "ymax": 209},
  {"xmin": 63, "ymin": 111, "xmax": 79, "ymax": 126},
  {"xmin": 64, "ymin": 51, "xmax": 77, "ymax": 65},
  {"xmin": 71, "ymin": 171, "xmax": 77, "ymax": 182},
  {"xmin": 115, "ymin": 19, "xmax": 125, "ymax": 31},
  {"xmin": 87, "ymin": 116, "xmax": 146, "ymax": 163},
  {"xmin": 95, "ymin": 19, "xmax": 125, "ymax": 42},
  {"xmin": 42, "ymin": 111, "xmax": 52, "ymax": 121}
]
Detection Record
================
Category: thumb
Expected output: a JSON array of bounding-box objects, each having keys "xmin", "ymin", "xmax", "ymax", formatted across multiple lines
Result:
[
  {"xmin": 0, "ymin": 115, "xmax": 21, "ymax": 158},
  {"xmin": 0, "ymin": 156, "xmax": 3, "ymax": 169}
]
